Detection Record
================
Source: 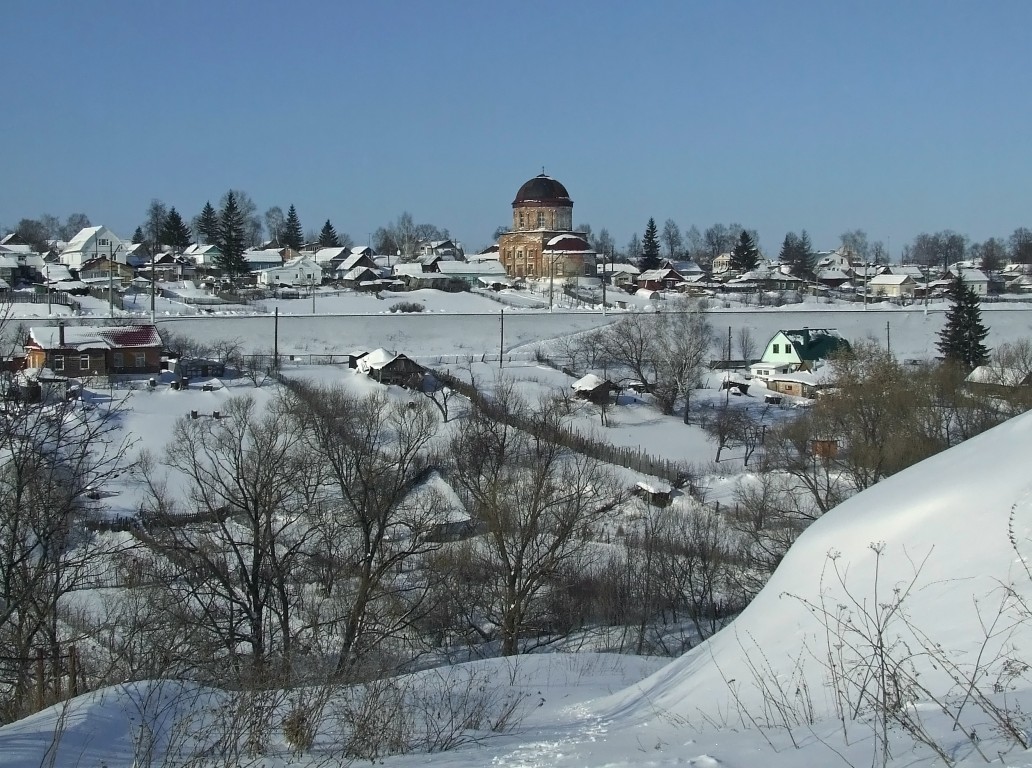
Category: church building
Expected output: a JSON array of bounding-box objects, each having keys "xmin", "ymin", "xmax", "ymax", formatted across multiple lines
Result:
[{"xmin": 497, "ymin": 174, "xmax": 596, "ymax": 279}]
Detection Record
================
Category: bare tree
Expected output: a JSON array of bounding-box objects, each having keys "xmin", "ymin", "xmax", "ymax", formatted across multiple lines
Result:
[
  {"xmin": 283, "ymin": 383, "xmax": 445, "ymax": 679},
  {"xmin": 450, "ymin": 387, "xmax": 621, "ymax": 655},
  {"xmin": 737, "ymin": 326, "xmax": 757, "ymax": 362},
  {"xmin": 0, "ymin": 391, "xmax": 133, "ymax": 718},
  {"xmin": 661, "ymin": 219, "xmax": 682, "ymax": 260},
  {"xmin": 140, "ymin": 394, "xmax": 320, "ymax": 684}
]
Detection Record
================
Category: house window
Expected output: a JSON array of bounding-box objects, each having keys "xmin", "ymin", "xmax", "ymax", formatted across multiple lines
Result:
[
  {"xmin": 772, "ymin": 344, "xmax": 780, "ymax": 353},
  {"xmin": 113, "ymin": 352, "xmax": 124, "ymax": 368},
  {"xmin": 79, "ymin": 354, "xmax": 90, "ymax": 370},
  {"xmin": 53, "ymin": 355, "xmax": 64, "ymax": 372},
  {"xmin": 98, "ymin": 238, "xmax": 109, "ymax": 246},
  {"xmin": 135, "ymin": 352, "xmax": 146, "ymax": 368}
]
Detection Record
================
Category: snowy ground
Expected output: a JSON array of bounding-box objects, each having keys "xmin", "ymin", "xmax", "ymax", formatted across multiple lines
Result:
[{"xmin": 6, "ymin": 289, "xmax": 1032, "ymax": 766}]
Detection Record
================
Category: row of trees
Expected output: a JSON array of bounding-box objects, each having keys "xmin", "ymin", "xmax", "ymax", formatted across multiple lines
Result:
[
  {"xmin": 7, "ymin": 213, "xmax": 92, "ymax": 252},
  {"xmin": 566, "ymin": 218, "xmax": 1032, "ymax": 276}
]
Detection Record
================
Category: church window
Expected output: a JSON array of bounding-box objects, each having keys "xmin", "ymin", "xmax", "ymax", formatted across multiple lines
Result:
[
  {"xmin": 537, "ymin": 212, "xmax": 545, "ymax": 228},
  {"xmin": 518, "ymin": 212, "xmax": 524, "ymax": 229}
]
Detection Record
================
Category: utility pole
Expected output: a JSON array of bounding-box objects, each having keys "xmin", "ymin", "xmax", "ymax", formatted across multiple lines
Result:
[
  {"xmin": 499, "ymin": 309, "xmax": 504, "ymax": 369},
  {"xmin": 273, "ymin": 307, "xmax": 279, "ymax": 370},
  {"xmin": 601, "ymin": 247, "xmax": 607, "ymax": 316}
]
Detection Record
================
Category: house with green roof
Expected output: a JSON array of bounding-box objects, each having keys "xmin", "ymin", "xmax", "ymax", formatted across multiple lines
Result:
[{"xmin": 749, "ymin": 328, "xmax": 850, "ymax": 383}]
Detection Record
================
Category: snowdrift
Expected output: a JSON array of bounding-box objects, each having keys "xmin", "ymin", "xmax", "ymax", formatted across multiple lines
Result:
[{"xmin": 599, "ymin": 408, "xmax": 1032, "ymax": 725}]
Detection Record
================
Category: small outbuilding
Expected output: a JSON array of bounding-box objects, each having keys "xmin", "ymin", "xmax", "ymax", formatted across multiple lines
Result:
[{"xmin": 571, "ymin": 373, "xmax": 620, "ymax": 404}]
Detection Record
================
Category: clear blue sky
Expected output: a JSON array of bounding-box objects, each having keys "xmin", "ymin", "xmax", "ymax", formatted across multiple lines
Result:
[{"xmin": 3, "ymin": 1, "xmax": 1029, "ymax": 256}]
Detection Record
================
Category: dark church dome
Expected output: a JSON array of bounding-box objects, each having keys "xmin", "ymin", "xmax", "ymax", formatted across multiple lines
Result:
[{"xmin": 512, "ymin": 174, "xmax": 572, "ymax": 208}]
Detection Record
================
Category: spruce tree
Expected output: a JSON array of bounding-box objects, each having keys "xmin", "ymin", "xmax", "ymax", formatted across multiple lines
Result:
[
  {"xmin": 730, "ymin": 230, "xmax": 760, "ymax": 272},
  {"xmin": 161, "ymin": 207, "xmax": 193, "ymax": 252},
  {"xmin": 318, "ymin": 219, "xmax": 341, "ymax": 248},
  {"xmin": 216, "ymin": 191, "xmax": 248, "ymax": 277},
  {"xmin": 195, "ymin": 201, "xmax": 221, "ymax": 247},
  {"xmin": 798, "ymin": 230, "xmax": 815, "ymax": 280},
  {"xmin": 936, "ymin": 272, "xmax": 990, "ymax": 370},
  {"xmin": 779, "ymin": 232, "xmax": 801, "ymax": 274},
  {"xmin": 132, "ymin": 226, "xmax": 145, "ymax": 245},
  {"xmin": 282, "ymin": 204, "xmax": 304, "ymax": 250},
  {"xmin": 640, "ymin": 217, "xmax": 662, "ymax": 271}
]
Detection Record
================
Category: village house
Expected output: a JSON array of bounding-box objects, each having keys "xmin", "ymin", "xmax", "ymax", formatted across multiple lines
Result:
[
  {"xmin": 257, "ymin": 255, "xmax": 323, "ymax": 288},
  {"xmin": 60, "ymin": 226, "xmax": 127, "ymax": 269},
  {"xmin": 242, "ymin": 249, "xmax": 286, "ymax": 273},
  {"xmin": 867, "ymin": 273, "xmax": 917, "ymax": 299},
  {"xmin": 750, "ymin": 328, "xmax": 850, "ymax": 383},
  {"xmin": 419, "ymin": 239, "xmax": 461, "ymax": 259},
  {"xmin": 571, "ymin": 373, "xmax": 620, "ymax": 404},
  {"xmin": 356, "ymin": 348, "xmax": 426, "ymax": 387},
  {"xmin": 637, "ymin": 267, "xmax": 685, "ymax": 291},
  {"xmin": 24, "ymin": 323, "xmax": 163, "ymax": 378},
  {"xmin": 77, "ymin": 256, "xmax": 135, "ymax": 286},
  {"xmin": 434, "ymin": 259, "xmax": 507, "ymax": 287}
]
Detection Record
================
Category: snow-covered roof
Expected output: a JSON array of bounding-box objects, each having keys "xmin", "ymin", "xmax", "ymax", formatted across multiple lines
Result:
[
  {"xmin": 638, "ymin": 268, "xmax": 680, "ymax": 282},
  {"xmin": 392, "ymin": 263, "xmax": 425, "ymax": 277},
  {"xmin": 313, "ymin": 247, "xmax": 349, "ymax": 264},
  {"xmin": 868, "ymin": 274, "xmax": 913, "ymax": 285},
  {"xmin": 358, "ymin": 348, "xmax": 399, "ymax": 371},
  {"xmin": 965, "ymin": 365, "xmax": 1032, "ymax": 387},
  {"xmin": 435, "ymin": 260, "xmax": 506, "ymax": 275},
  {"xmin": 28, "ymin": 324, "xmax": 162, "ymax": 351},
  {"xmin": 572, "ymin": 373, "xmax": 607, "ymax": 391}
]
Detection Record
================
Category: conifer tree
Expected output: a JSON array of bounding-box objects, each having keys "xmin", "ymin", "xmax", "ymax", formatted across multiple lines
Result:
[
  {"xmin": 936, "ymin": 272, "xmax": 990, "ymax": 370},
  {"xmin": 730, "ymin": 230, "xmax": 760, "ymax": 272},
  {"xmin": 161, "ymin": 207, "xmax": 193, "ymax": 252},
  {"xmin": 132, "ymin": 226, "xmax": 145, "ymax": 245},
  {"xmin": 779, "ymin": 232, "xmax": 800, "ymax": 273},
  {"xmin": 282, "ymin": 204, "xmax": 304, "ymax": 250},
  {"xmin": 798, "ymin": 230, "xmax": 815, "ymax": 280},
  {"xmin": 216, "ymin": 191, "xmax": 248, "ymax": 277},
  {"xmin": 640, "ymin": 217, "xmax": 662, "ymax": 271},
  {"xmin": 195, "ymin": 201, "xmax": 221, "ymax": 247},
  {"xmin": 318, "ymin": 219, "xmax": 341, "ymax": 248}
]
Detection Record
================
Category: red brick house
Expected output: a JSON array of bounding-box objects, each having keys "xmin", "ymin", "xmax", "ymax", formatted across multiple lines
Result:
[{"xmin": 24, "ymin": 323, "xmax": 163, "ymax": 377}]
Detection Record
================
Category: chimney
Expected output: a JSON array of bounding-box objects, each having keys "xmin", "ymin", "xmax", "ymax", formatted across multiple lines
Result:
[{"xmin": 58, "ymin": 322, "xmax": 65, "ymax": 347}]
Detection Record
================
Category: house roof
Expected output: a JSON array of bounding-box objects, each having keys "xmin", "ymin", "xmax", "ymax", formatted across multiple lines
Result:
[
  {"xmin": 869, "ymin": 274, "xmax": 914, "ymax": 285},
  {"xmin": 28, "ymin": 324, "xmax": 162, "ymax": 351},
  {"xmin": 360, "ymin": 348, "xmax": 400, "ymax": 370},
  {"xmin": 571, "ymin": 373, "xmax": 615, "ymax": 392},
  {"xmin": 436, "ymin": 260, "xmax": 505, "ymax": 275},
  {"xmin": 966, "ymin": 365, "xmax": 1032, "ymax": 387},
  {"xmin": 313, "ymin": 247, "xmax": 349, "ymax": 264},
  {"xmin": 639, "ymin": 268, "xmax": 683, "ymax": 282},
  {"xmin": 776, "ymin": 329, "xmax": 849, "ymax": 362}
]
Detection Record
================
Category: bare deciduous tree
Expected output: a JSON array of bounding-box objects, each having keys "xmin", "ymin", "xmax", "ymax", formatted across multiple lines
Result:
[{"xmin": 450, "ymin": 387, "xmax": 621, "ymax": 655}]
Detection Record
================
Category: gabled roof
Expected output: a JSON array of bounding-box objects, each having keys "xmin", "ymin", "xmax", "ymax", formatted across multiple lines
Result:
[
  {"xmin": 28, "ymin": 324, "xmax": 162, "ymax": 351},
  {"xmin": 313, "ymin": 247, "xmax": 350, "ymax": 264},
  {"xmin": 638, "ymin": 268, "xmax": 683, "ymax": 282},
  {"xmin": 869, "ymin": 274, "xmax": 914, "ymax": 285},
  {"xmin": 359, "ymin": 348, "xmax": 400, "ymax": 371},
  {"xmin": 571, "ymin": 373, "xmax": 615, "ymax": 392}
]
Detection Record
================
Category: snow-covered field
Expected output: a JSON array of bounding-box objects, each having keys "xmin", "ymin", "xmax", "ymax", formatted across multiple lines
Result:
[{"xmin": 6, "ymin": 289, "xmax": 1032, "ymax": 767}]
